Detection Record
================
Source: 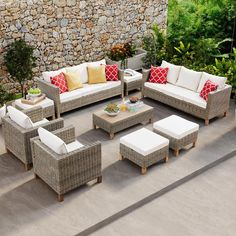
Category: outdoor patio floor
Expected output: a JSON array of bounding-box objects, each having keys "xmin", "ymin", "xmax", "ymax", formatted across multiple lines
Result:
[{"xmin": 0, "ymin": 92, "xmax": 235, "ymax": 236}]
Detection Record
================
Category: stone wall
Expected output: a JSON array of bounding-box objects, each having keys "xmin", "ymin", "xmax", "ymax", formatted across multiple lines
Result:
[{"xmin": 0, "ymin": 0, "xmax": 168, "ymax": 93}]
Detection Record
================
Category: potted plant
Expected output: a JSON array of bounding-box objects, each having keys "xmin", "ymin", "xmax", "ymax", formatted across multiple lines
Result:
[
  {"xmin": 0, "ymin": 84, "xmax": 14, "ymax": 124},
  {"xmin": 4, "ymin": 39, "xmax": 37, "ymax": 97},
  {"xmin": 104, "ymin": 103, "xmax": 120, "ymax": 116},
  {"xmin": 106, "ymin": 42, "xmax": 147, "ymax": 70}
]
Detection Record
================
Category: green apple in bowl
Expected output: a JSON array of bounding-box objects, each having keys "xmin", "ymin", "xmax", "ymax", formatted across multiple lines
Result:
[{"xmin": 28, "ymin": 88, "xmax": 41, "ymax": 97}]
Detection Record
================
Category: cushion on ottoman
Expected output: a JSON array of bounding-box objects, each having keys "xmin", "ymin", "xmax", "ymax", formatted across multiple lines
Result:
[
  {"xmin": 120, "ymin": 128, "xmax": 169, "ymax": 156},
  {"xmin": 153, "ymin": 115, "xmax": 199, "ymax": 139}
]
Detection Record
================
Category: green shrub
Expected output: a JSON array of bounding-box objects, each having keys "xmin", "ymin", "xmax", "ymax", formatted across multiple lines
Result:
[{"xmin": 4, "ymin": 39, "xmax": 36, "ymax": 97}]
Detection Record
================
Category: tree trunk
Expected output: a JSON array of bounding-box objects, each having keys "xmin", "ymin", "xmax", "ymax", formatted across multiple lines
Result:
[{"xmin": 21, "ymin": 83, "xmax": 24, "ymax": 98}]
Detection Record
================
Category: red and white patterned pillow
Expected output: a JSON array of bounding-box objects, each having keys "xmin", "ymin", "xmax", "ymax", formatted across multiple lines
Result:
[
  {"xmin": 200, "ymin": 79, "xmax": 218, "ymax": 101},
  {"xmin": 105, "ymin": 64, "xmax": 119, "ymax": 81},
  {"xmin": 51, "ymin": 72, "xmax": 68, "ymax": 94},
  {"xmin": 149, "ymin": 66, "xmax": 168, "ymax": 84}
]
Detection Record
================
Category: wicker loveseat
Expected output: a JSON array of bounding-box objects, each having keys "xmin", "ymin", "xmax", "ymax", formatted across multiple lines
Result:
[
  {"xmin": 2, "ymin": 106, "xmax": 64, "ymax": 170},
  {"xmin": 37, "ymin": 59, "xmax": 124, "ymax": 118},
  {"xmin": 142, "ymin": 61, "xmax": 232, "ymax": 125},
  {"xmin": 31, "ymin": 126, "xmax": 102, "ymax": 202}
]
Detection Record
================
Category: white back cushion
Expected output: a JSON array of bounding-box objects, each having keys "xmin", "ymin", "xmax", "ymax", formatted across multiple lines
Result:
[
  {"xmin": 160, "ymin": 60, "xmax": 181, "ymax": 84},
  {"xmin": 42, "ymin": 68, "xmax": 66, "ymax": 83},
  {"xmin": 7, "ymin": 106, "xmax": 33, "ymax": 129},
  {"xmin": 176, "ymin": 66, "xmax": 202, "ymax": 91},
  {"xmin": 197, "ymin": 72, "xmax": 227, "ymax": 92},
  {"xmin": 65, "ymin": 63, "xmax": 88, "ymax": 84},
  {"xmin": 0, "ymin": 104, "xmax": 6, "ymax": 118},
  {"xmin": 87, "ymin": 59, "xmax": 106, "ymax": 67},
  {"xmin": 38, "ymin": 127, "xmax": 67, "ymax": 155}
]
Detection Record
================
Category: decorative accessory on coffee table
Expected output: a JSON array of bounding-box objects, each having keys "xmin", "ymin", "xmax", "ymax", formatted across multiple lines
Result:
[{"xmin": 104, "ymin": 103, "xmax": 120, "ymax": 116}]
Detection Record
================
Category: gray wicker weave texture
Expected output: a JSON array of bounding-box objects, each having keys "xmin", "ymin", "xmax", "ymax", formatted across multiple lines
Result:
[
  {"xmin": 125, "ymin": 79, "xmax": 142, "ymax": 96},
  {"xmin": 2, "ymin": 106, "xmax": 64, "ymax": 170},
  {"xmin": 93, "ymin": 104, "xmax": 154, "ymax": 139},
  {"xmin": 15, "ymin": 103, "xmax": 55, "ymax": 120},
  {"xmin": 142, "ymin": 69, "xmax": 232, "ymax": 125},
  {"xmin": 154, "ymin": 129, "xmax": 198, "ymax": 156},
  {"xmin": 120, "ymin": 143, "xmax": 169, "ymax": 175},
  {"xmin": 31, "ymin": 126, "xmax": 102, "ymax": 202},
  {"xmin": 37, "ymin": 69, "xmax": 124, "ymax": 118}
]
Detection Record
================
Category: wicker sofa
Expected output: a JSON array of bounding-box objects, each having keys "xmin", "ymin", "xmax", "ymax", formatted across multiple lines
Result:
[
  {"xmin": 142, "ymin": 61, "xmax": 232, "ymax": 125},
  {"xmin": 2, "ymin": 106, "xmax": 64, "ymax": 170},
  {"xmin": 31, "ymin": 126, "xmax": 102, "ymax": 202},
  {"xmin": 37, "ymin": 59, "xmax": 124, "ymax": 118}
]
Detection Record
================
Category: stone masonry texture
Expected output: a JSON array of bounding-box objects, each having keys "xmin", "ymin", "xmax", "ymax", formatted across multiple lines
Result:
[{"xmin": 0, "ymin": 0, "xmax": 167, "ymax": 93}]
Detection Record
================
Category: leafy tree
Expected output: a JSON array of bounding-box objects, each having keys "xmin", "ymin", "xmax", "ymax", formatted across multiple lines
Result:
[
  {"xmin": 4, "ymin": 39, "xmax": 36, "ymax": 97},
  {"xmin": 0, "ymin": 83, "xmax": 14, "ymax": 107}
]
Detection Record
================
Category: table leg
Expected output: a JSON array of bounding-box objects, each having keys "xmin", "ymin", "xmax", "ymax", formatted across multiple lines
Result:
[{"xmin": 110, "ymin": 133, "xmax": 114, "ymax": 139}]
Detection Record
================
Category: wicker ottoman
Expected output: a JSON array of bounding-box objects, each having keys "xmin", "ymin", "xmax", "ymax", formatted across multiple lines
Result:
[
  {"xmin": 153, "ymin": 115, "xmax": 199, "ymax": 156},
  {"xmin": 120, "ymin": 128, "xmax": 169, "ymax": 174}
]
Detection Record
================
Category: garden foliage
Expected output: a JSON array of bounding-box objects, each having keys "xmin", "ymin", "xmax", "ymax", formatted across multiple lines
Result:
[{"xmin": 143, "ymin": 0, "xmax": 236, "ymax": 96}]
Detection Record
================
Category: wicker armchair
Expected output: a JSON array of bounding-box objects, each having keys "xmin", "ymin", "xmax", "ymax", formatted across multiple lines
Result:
[
  {"xmin": 2, "ymin": 106, "xmax": 64, "ymax": 170},
  {"xmin": 142, "ymin": 69, "xmax": 232, "ymax": 125},
  {"xmin": 30, "ymin": 126, "xmax": 102, "ymax": 202}
]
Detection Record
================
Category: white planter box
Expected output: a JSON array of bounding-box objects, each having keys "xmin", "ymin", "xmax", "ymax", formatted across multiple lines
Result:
[{"xmin": 106, "ymin": 48, "xmax": 147, "ymax": 71}]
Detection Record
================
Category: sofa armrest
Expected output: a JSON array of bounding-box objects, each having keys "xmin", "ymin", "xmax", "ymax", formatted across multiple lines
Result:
[
  {"xmin": 206, "ymin": 85, "xmax": 232, "ymax": 117},
  {"xmin": 23, "ymin": 106, "xmax": 43, "ymax": 123},
  {"xmin": 37, "ymin": 78, "xmax": 61, "ymax": 117},
  {"xmin": 142, "ymin": 69, "xmax": 151, "ymax": 95},
  {"xmin": 118, "ymin": 69, "xmax": 124, "ymax": 98}
]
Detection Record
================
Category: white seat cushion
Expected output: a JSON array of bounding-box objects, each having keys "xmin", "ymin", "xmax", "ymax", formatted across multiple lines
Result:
[
  {"xmin": 124, "ymin": 70, "xmax": 142, "ymax": 82},
  {"xmin": 160, "ymin": 60, "xmax": 181, "ymax": 84},
  {"xmin": 60, "ymin": 81, "xmax": 121, "ymax": 103},
  {"xmin": 38, "ymin": 127, "xmax": 67, "ymax": 154},
  {"xmin": 14, "ymin": 97, "xmax": 54, "ymax": 110},
  {"xmin": 7, "ymin": 106, "xmax": 33, "ymax": 129},
  {"xmin": 145, "ymin": 82, "xmax": 206, "ymax": 108},
  {"xmin": 32, "ymin": 118, "xmax": 49, "ymax": 127},
  {"xmin": 65, "ymin": 63, "xmax": 88, "ymax": 84},
  {"xmin": 42, "ymin": 68, "xmax": 66, "ymax": 83},
  {"xmin": 66, "ymin": 140, "xmax": 84, "ymax": 153},
  {"xmin": 153, "ymin": 115, "xmax": 199, "ymax": 139},
  {"xmin": 176, "ymin": 66, "xmax": 202, "ymax": 91},
  {"xmin": 120, "ymin": 128, "xmax": 169, "ymax": 156},
  {"xmin": 180, "ymin": 89, "xmax": 206, "ymax": 108},
  {"xmin": 145, "ymin": 82, "xmax": 184, "ymax": 100},
  {"xmin": 197, "ymin": 72, "xmax": 227, "ymax": 92}
]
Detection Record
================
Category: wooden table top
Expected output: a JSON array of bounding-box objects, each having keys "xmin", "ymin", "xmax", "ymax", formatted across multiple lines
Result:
[{"xmin": 93, "ymin": 104, "xmax": 153, "ymax": 124}]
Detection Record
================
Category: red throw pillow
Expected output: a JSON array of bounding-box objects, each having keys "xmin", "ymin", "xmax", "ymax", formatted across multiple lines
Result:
[
  {"xmin": 149, "ymin": 66, "xmax": 168, "ymax": 84},
  {"xmin": 51, "ymin": 72, "xmax": 68, "ymax": 94},
  {"xmin": 200, "ymin": 79, "xmax": 218, "ymax": 101},
  {"xmin": 105, "ymin": 64, "xmax": 119, "ymax": 81}
]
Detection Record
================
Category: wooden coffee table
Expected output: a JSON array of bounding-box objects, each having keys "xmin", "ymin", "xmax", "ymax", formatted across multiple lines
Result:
[{"xmin": 93, "ymin": 104, "xmax": 154, "ymax": 139}]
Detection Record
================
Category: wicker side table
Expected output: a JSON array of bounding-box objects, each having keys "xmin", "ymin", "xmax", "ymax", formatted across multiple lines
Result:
[
  {"xmin": 153, "ymin": 115, "xmax": 199, "ymax": 156},
  {"xmin": 124, "ymin": 70, "xmax": 142, "ymax": 96},
  {"xmin": 93, "ymin": 104, "xmax": 153, "ymax": 139},
  {"xmin": 120, "ymin": 128, "xmax": 169, "ymax": 174},
  {"xmin": 14, "ymin": 97, "xmax": 55, "ymax": 119}
]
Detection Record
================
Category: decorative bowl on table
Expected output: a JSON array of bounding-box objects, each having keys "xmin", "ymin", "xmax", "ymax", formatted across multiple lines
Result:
[
  {"xmin": 129, "ymin": 96, "xmax": 139, "ymax": 104},
  {"xmin": 126, "ymin": 97, "xmax": 143, "ymax": 112},
  {"xmin": 104, "ymin": 103, "xmax": 120, "ymax": 117},
  {"xmin": 28, "ymin": 88, "xmax": 42, "ymax": 98}
]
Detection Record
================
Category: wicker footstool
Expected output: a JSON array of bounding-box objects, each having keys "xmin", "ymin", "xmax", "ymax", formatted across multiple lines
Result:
[
  {"xmin": 153, "ymin": 115, "xmax": 199, "ymax": 156},
  {"xmin": 120, "ymin": 128, "xmax": 169, "ymax": 174}
]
